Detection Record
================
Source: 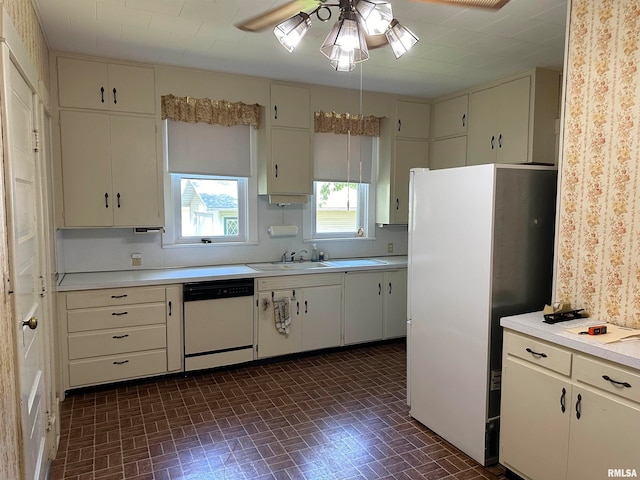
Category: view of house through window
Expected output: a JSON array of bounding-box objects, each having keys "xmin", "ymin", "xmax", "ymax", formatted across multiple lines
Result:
[
  {"xmin": 178, "ymin": 176, "xmax": 242, "ymax": 238},
  {"xmin": 315, "ymin": 181, "xmax": 366, "ymax": 235}
]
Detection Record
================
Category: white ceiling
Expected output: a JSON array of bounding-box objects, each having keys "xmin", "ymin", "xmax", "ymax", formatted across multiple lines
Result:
[{"xmin": 32, "ymin": 0, "xmax": 568, "ymax": 98}]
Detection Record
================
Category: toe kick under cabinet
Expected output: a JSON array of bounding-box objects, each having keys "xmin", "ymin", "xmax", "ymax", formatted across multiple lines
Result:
[{"xmin": 58, "ymin": 285, "xmax": 182, "ymax": 391}]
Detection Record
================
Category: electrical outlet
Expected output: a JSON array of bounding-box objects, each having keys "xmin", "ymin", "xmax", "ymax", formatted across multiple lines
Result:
[
  {"xmin": 387, "ymin": 243, "xmax": 393, "ymax": 253},
  {"xmin": 131, "ymin": 253, "xmax": 142, "ymax": 267}
]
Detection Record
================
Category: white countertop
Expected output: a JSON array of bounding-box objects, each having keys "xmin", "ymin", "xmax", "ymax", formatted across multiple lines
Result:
[
  {"xmin": 501, "ymin": 311, "xmax": 640, "ymax": 370},
  {"xmin": 57, "ymin": 256, "xmax": 408, "ymax": 291}
]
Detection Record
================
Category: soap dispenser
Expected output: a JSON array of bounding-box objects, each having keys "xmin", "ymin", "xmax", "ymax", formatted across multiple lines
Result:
[{"xmin": 311, "ymin": 244, "xmax": 319, "ymax": 262}]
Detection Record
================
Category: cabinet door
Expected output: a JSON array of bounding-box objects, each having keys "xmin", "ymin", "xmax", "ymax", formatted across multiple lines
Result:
[
  {"xmin": 431, "ymin": 136, "xmax": 467, "ymax": 170},
  {"xmin": 433, "ymin": 95, "xmax": 468, "ymax": 138},
  {"xmin": 384, "ymin": 270, "xmax": 407, "ymax": 338},
  {"xmin": 467, "ymin": 86, "xmax": 499, "ymax": 165},
  {"xmin": 393, "ymin": 139, "xmax": 429, "ymax": 223},
  {"xmin": 57, "ymin": 57, "xmax": 109, "ymax": 110},
  {"xmin": 59, "ymin": 111, "xmax": 113, "ymax": 227},
  {"xmin": 302, "ymin": 285, "xmax": 342, "ymax": 351},
  {"xmin": 257, "ymin": 290, "xmax": 303, "ymax": 358},
  {"xmin": 344, "ymin": 272, "xmax": 384, "ymax": 344},
  {"xmin": 107, "ymin": 64, "xmax": 156, "ymax": 114},
  {"xmin": 396, "ymin": 101, "xmax": 430, "ymax": 139},
  {"xmin": 270, "ymin": 128, "xmax": 312, "ymax": 195},
  {"xmin": 500, "ymin": 358, "xmax": 571, "ymax": 480},
  {"xmin": 271, "ymin": 84, "xmax": 310, "ymax": 128},
  {"xmin": 496, "ymin": 76, "xmax": 531, "ymax": 164},
  {"xmin": 110, "ymin": 115, "xmax": 160, "ymax": 227},
  {"xmin": 566, "ymin": 389, "xmax": 640, "ymax": 480}
]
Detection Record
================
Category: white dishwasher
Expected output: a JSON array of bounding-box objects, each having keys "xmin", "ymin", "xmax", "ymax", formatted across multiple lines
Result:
[{"xmin": 183, "ymin": 278, "xmax": 254, "ymax": 372}]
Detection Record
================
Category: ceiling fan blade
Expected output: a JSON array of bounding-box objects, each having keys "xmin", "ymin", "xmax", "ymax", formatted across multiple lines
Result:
[
  {"xmin": 235, "ymin": 0, "xmax": 319, "ymax": 32},
  {"xmin": 409, "ymin": 0, "xmax": 510, "ymax": 9}
]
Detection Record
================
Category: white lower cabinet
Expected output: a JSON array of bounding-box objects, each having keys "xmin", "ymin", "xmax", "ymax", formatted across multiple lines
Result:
[
  {"xmin": 256, "ymin": 274, "xmax": 343, "ymax": 359},
  {"xmin": 500, "ymin": 330, "xmax": 640, "ymax": 480},
  {"xmin": 344, "ymin": 272, "xmax": 384, "ymax": 344},
  {"xmin": 383, "ymin": 269, "xmax": 407, "ymax": 339},
  {"xmin": 59, "ymin": 285, "xmax": 181, "ymax": 390}
]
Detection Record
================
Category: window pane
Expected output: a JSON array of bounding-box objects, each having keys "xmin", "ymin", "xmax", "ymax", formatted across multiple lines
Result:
[
  {"xmin": 315, "ymin": 181, "xmax": 359, "ymax": 233},
  {"xmin": 180, "ymin": 178, "xmax": 239, "ymax": 237}
]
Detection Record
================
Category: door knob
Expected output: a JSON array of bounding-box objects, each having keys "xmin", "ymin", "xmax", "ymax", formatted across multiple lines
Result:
[{"xmin": 23, "ymin": 317, "xmax": 38, "ymax": 330}]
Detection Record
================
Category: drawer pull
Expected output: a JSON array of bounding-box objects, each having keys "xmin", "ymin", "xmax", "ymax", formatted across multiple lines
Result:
[
  {"xmin": 575, "ymin": 393, "xmax": 582, "ymax": 419},
  {"xmin": 602, "ymin": 375, "xmax": 632, "ymax": 388},
  {"xmin": 113, "ymin": 360, "xmax": 129, "ymax": 365},
  {"xmin": 560, "ymin": 387, "xmax": 566, "ymax": 413},
  {"xmin": 112, "ymin": 334, "xmax": 130, "ymax": 339},
  {"xmin": 525, "ymin": 347, "xmax": 548, "ymax": 358},
  {"xmin": 111, "ymin": 311, "xmax": 128, "ymax": 316},
  {"xmin": 111, "ymin": 294, "xmax": 128, "ymax": 299}
]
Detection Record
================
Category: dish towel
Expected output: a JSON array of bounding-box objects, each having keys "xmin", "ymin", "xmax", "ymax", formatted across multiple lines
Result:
[{"xmin": 273, "ymin": 297, "xmax": 291, "ymax": 335}]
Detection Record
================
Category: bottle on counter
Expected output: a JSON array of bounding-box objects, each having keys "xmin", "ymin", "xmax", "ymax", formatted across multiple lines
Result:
[{"xmin": 311, "ymin": 244, "xmax": 319, "ymax": 262}]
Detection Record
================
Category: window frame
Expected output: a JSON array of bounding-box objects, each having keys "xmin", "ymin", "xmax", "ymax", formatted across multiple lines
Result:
[{"xmin": 311, "ymin": 181, "xmax": 369, "ymax": 239}]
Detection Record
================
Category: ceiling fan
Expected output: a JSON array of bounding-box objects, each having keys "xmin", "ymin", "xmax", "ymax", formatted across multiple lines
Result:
[
  {"xmin": 235, "ymin": 0, "xmax": 509, "ymax": 71},
  {"xmin": 235, "ymin": 0, "xmax": 510, "ymax": 34}
]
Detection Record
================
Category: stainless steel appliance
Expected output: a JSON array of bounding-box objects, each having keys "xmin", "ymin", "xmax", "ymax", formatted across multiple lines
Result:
[
  {"xmin": 407, "ymin": 164, "xmax": 557, "ymax": 466},
  {"xmin": 183, "ymin": 278, "xmax": 254, "ymax": 372}
]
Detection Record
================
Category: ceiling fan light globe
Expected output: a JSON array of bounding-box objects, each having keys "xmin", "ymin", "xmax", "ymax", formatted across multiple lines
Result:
[
  {"xmin": 355, "ymin": 0, "xmax": 393, "ymax": 35},
  {"xmin": 385, "ymin": 19, "xmax": 419, "ymax": 59},
  {"xmin": 320, "ymin": 13, "xmax": 369, "ymax": 64},
  {"xmin": 273, "ymin": 12, "xmax": 311, "ymax": 53}
]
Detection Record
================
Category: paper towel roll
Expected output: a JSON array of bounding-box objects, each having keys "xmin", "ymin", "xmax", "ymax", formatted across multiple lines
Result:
[{"xmin": 268, "ymin": 225, "xmax": 299, "ymax": 237}]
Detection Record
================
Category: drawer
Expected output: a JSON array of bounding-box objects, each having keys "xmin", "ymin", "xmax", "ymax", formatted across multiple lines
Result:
[
  {"xmin": 574, "ymin": 355, "xmax": 640, "ymax": 404},
  {"xmin": 66, "ymin": 286, "xmax": 166, "ymax": 309},
  {"xmin": 67, "ymin": 303, "xmax": 166, "ymax": 332},
  {"xmin": 68, "ymin": 325, "xmax": 166, "ymax": 360},
  {"xmin": 504, "ymin": 331, "xmax": 572, "ymax": 376},
  {"xmin": 69, "ymin": 350, "xmax": 167, "ymax": 387}
]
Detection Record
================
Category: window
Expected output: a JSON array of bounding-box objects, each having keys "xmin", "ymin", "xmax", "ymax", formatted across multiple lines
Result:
[
  {"xmin": 163, "ymin": 120, "xmax": 257, "ymax": 245},
  {"xmin": 172, "ymin": 175, "xmax": 247, "ymax": 242},
  {"xmin": 305, "ymin": 132, "xmax": 377, "ymax": 240}
]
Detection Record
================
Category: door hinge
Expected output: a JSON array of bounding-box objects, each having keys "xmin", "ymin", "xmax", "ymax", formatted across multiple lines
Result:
[
  {"xmin": 40, "ymin": 275, "xmax": 46, "ymax": 297},
  {"xmin": 33, "ymin": 129, "xmax": 40, "ymax": 152}
]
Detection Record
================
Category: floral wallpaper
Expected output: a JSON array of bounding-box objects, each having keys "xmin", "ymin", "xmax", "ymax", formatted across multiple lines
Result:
[
  {"xmin": 0, "ymin": 1, "xmax": 50, "ymax": 478},
  {"xmin": 556, "ymin": 0, "xmax": 640, "ymax": 328}
]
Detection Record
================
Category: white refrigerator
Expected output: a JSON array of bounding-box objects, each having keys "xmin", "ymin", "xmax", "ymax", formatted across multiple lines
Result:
[{"xmin": 407, "ymin": 164, "xmax": 557, "ymax": 466}]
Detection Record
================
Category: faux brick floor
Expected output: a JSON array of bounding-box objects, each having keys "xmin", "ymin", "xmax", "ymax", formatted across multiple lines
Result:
[{"xmin": 50, "ymin": 341, "xmax": 506, "ymax": 480}]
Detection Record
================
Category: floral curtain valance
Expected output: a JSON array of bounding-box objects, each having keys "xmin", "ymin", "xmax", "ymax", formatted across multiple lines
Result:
[
  {"xmin": 161, "ymin": 94, "xmax": 261, "ymax": 128},
  {"xmin": 314, "ymin": 111, "xmax": 382, "ymax": 137}
]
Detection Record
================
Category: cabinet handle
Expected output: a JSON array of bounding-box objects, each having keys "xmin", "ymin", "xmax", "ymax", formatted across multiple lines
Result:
[
  {"xmin": 274, "ymin": 105, "xmax": 278, "ymax": 119},
  {"xmin": 560, "ymin": 387, "xmax": 566, "ymax": 413},
  {"xmin": 525, "ymin": 347, "xmax": 547, "ymax": 358},
  {"xmin": 100, "ymin": 86, "xmax": 105, "ymax": 103},
  {"xmin": 398, "ymin": 119, "xmax": 402, "ymax": 132},
  {"xmin": 602, "ymin": 375, "xmax": 632, "ymax": 388},
  {"xmin": 110, "ymin": 294, "xmax": 128, "ymax": 299},
  {"xmin": 462, "ymin": 113, "xmax": 466, "ymax": 127},
  {"xmin": 113, "ymin": 87, "xmax": 117, "ymax": 105},
  {"xmin": 168, "ymin": 301, "xmax": 172, "ymax": 316},
  {"xmin": 305, "ymin": 300, "xmax": 308, "ymax": 314},
  {"xmin": 275, "ymin": 164, "xmax": 279, "ymax": 178},
  {"xmin": 378, "ymin": 283, "xmax": 382, "ymax": 295},
  {"xmin": 117, "ymin": 192, "xmax": 121, "ymax": 208},
  {"xmin": 112, "ymin": 334, "xmax": 129, "ymax": 339},
  {"xmin": 498, "ymin": 134, "xmax": 502, "ymax": 149},
  {"xmin": 105, "ymin": 192, "xmax": 109, "ymax": 208},
  {"xmin": 491, "ymin": 135, "xmax": 495, "ymax": 150},
  {"xmin": 113, "ymin": 360, "xmax": 129, "ymax": 365},
  {"xmin": 575, "ymin": 393, "xmax": 582, "ymax": 419},
  {"xmin": 396, "ymin": 198, "xmax": 399, "ymax": 211},
  {"xmin": 111, "ymin": 311, "xmax": 128, "ymax": 316},
  {"xmin": 389, "ymin": 282, "xmax": 392, "ymax": 294},
  {"xmin": 296, "ymin": 301, "xmax": 300, "ymax": 315}
]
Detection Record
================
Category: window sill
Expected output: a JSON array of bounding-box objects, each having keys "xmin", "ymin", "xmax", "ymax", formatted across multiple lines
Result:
[
  {"xmin": 304, "ymin": 236, "xmax": 376, "ymax": 243},
  {"xmin": 162, "ymin": 241, "xmax": 259, "ymax": 249}
]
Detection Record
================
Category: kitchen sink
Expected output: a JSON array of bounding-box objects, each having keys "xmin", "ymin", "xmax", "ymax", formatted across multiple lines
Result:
[
  {"xmin": 248, "ymin": 262, "xmax": 330, "ymax": 271},
  {"xmin": 322, "ymin": 259, "xmax": 386, "ymax": 267}
]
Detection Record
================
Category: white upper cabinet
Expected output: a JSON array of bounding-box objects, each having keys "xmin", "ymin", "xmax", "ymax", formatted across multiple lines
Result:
[
  {"xmin": 57, "ymin": 57, "xmax": 156, "ymax": 114},
  {"xmin": 395, "ymin": 100, "xmax": 430, "ymax": 139},
  {"xmin": 432, "ymin": 94, "xmax": 468, "ymax": 138},
  {"xmin": 270, "ymin": 83, "xmax": 310, "ymax": 129}
]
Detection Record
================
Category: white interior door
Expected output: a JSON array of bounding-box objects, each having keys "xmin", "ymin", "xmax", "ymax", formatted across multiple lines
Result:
[{"xmin": 5, "ymin": 59, "xmax": 48, "ymax": 480}]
